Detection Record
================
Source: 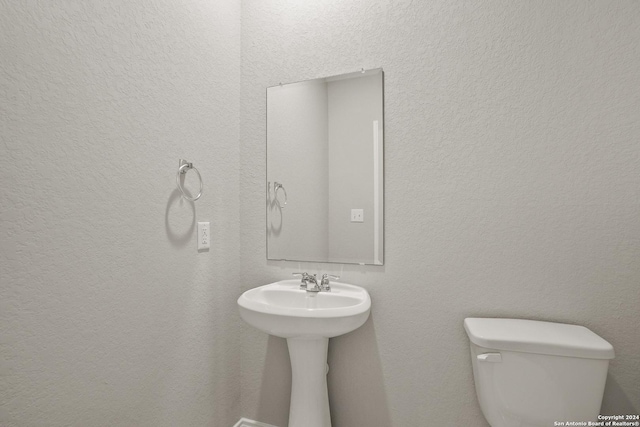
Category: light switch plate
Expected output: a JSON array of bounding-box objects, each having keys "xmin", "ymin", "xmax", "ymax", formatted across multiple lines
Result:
[
  {"xmin": 197, "ymin": 222, "xmax": 210, "ymax": 250},
  {"xmin": 350, "ymin": 209, "xmax": 364, "ymax": 223}
]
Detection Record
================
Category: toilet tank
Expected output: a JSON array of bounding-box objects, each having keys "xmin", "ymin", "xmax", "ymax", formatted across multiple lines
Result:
[{"xmin": 464, "ymin": 318, "xmax": 615, "ymax": 427}]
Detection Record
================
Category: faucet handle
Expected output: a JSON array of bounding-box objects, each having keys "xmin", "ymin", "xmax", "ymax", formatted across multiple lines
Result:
[
  {"xmin": 292, "ymin": 272, "xmax": 307, "ymax": 285},
  {"xmin": 293, "ymin": 272, "xmax": 316, "ymax": 290},
  {"xmin": 320, "ymin": 274, "xmax": 339, "ymax": 291}
]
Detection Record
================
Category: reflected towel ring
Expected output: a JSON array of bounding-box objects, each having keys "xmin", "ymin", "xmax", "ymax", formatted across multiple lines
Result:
[
  {"xmin": 274, "ymin": 182, "xmax": 287, "ymax": 209},
  {"xmin": 176, "ymin": 159, "xmax": 203, "ymax": 202}
]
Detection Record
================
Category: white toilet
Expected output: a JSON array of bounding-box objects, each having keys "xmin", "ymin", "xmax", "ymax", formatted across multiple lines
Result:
[{"xmin": 464, "ymin": 318, "xmax": 614, "ymax": 427}]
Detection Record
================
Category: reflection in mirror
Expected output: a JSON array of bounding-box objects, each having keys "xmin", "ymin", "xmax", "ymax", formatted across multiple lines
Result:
[{"xmin": 267, "ymin": 69, "xmax": 384, "ymax": 265}]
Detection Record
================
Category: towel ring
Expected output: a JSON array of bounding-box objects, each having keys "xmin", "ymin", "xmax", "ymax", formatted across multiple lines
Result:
[
  {"xmin": 176, "ymin": 159, "xmax": 203, "ymax": 202},
  {"xmin": 274, "ymin": 182, "xmax": 287, "ymax": 209}
]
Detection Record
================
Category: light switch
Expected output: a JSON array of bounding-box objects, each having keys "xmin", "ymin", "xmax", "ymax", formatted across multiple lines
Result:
[
  {"xmin": 197, "ymin": 222, "xmax": 210, "ymax": 250},
  {"xmin": 350, "ymin": 209, "xmax": 364, "ymax": 223}
]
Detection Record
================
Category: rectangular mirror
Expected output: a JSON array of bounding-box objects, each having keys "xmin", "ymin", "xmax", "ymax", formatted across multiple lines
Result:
[{"xmin": 267, "ymin": 68, "xmax": 384, "ymax": 265}]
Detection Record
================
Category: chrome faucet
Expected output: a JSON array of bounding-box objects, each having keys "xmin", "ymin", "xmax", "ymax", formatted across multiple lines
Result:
[
  {"xmin": 320, "ymin": 274, "xmax": 340, "ymax": 292},
  {"xmin": 293, "ymin": 272, "xmax": 340, "ymax": 292},
  {"xmin": 293, "ymin": 272, "xmax": 320, "ymax": 292}
]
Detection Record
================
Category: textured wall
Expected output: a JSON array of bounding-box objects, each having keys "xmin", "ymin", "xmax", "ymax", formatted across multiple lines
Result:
[
  {"xmin": 0, "ymin": 1, "xmax": 241, "ymax": 426},
  {"xmin": 239, "ymin": 1, "xmax": 640, "ymax": 426}
]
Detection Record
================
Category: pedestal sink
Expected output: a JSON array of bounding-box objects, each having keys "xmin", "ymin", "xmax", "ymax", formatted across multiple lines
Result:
[{"xmin": 238, "ymin": 279, "xmax": 371, "ymax": 427}]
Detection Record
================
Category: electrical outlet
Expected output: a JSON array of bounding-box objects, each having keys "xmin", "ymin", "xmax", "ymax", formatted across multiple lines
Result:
[
  {"xmin": 350, "ymin": 209, "xmax": 364, "ymax": 223},
  {"xmin": 197, "ymin": 222, "xmax": 210, "ymax": 250}
]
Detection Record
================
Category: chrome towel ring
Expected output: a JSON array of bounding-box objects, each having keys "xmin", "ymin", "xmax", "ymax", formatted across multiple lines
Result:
[
  {"xmin": 176, "ymin": 159, "xmax": 203, "ymax": 202},
  {"xmin": 274, "ymin": 182, "xmax": 287, "ymax": 209}
]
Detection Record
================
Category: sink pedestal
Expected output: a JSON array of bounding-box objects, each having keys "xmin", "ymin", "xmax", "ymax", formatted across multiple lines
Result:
[{"xmin": 287, "ymin": 337, "xmax": 331, "ymax": 427}]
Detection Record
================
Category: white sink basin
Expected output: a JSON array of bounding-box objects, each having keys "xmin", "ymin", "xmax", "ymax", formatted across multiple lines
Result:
[
  {"xmin": 238, "ymin": 279, "xmax": 371, "ymax": 427},
  {"xmin": 238, "ymin": 279, "xmax": 371, "ymax": 338}
]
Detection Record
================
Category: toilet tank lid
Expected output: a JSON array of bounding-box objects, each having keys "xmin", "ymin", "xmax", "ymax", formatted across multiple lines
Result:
[{"xmin": 464, "ymin": 318, "xmax": 615, "ymax": 360}]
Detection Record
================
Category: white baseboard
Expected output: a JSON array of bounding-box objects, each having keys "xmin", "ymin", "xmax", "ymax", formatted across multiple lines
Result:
[{"xmin": 233, "ymin": 417, "xmax": 280, "ymax": 427}]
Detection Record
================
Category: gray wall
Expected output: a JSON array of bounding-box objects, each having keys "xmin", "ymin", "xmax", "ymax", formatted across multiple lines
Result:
[
  {"xmin": 0, "ymin": 1, "xmax": 241, "ymax": 426},
  {"xmin": 240, "ymin": 1, "xmax": 640, "ymax": 426}
]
